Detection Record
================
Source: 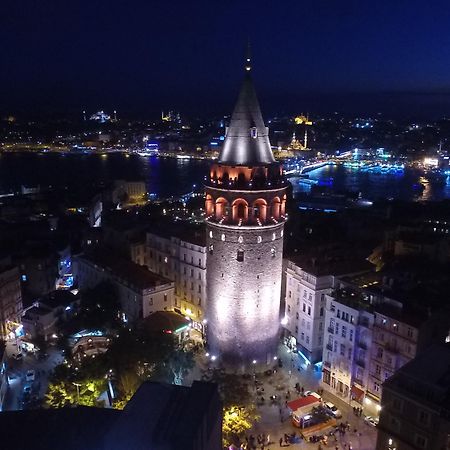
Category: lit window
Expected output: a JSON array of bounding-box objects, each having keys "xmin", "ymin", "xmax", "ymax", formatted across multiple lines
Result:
[
  {"xmin": 257, "ymin": 235, "xmax": 262, "ymax": 243},
  {"xmin": 271, "ymin": 248, "xmax": 276, "ymax": 258},
  {"xmin": 209, "ymin": 231, "xmax": 213, "ymax": 238},
  {"xmin": 221, "ymin": 234, "xmax": 225, "ymax": 241},
  {"xmin": 238, "ymin": 235, "xmax": 243, "ymax": 244},
  {"xmin": 272, "ymin": 232, "xmax": 276, "ymax": 241}
]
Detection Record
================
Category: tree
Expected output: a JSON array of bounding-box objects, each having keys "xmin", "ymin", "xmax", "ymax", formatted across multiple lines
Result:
[
  {"xmin": 79, "ymin": 281, "xmax": 121, "ymax": 329},
  {"xmin": 166, "ymin": 348, "xmax": 195, "ymax": 385},
  {"xmin": 222, "ymin": 405, "xmax": 260, "ymax": 448},
  {"xmin": 202, "ymin": 369, "xmax": 252, "ymax": 407},
  {"xmin": 45, "ymin": 377, "xmax": 106, "ymax": 408},
  {"xmin": 201, "ymin": 369, "xmax": 259, "ymax": 448}
]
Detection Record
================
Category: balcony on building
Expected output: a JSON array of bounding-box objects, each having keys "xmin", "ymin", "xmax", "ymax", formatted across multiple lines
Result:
[
  {"xmin": 357, "ymin": 340, "xmax": 368, "ymax": 350},
  {"xmin": 355, "ymin": 358, "xmax": 366, "ymax": 368}
]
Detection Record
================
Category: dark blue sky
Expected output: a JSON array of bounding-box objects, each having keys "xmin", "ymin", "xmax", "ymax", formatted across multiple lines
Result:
[{"xmin": 3, "ymin": 0, "xmax": 450, "ymax": 118}]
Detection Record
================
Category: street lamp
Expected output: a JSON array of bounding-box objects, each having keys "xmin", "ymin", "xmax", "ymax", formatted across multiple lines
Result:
[{"xmin": 72, "ymin": 382, "xmax": 81, "ymax": 403}]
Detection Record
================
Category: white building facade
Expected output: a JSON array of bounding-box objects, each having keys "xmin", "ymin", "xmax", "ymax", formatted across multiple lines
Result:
[
  {"xmin": 146, "ymin": 232, "xmax": 207, "ymax": 323},
  {"xmin": 321, "ymin": 290, "xmax": 374, "ymax": 406},
  {"xmin": 283, "ymin": 260, "xmax": 330, "ymax": 364}
]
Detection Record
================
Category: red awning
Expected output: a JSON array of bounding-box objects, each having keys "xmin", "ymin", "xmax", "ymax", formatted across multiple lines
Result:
[
  {"xmin": 351, "ymin": 385, "xmax": 365, "ymax": 401},
  {"xmin": 287, "ymin": 395, "xmax": 320, "ymax": 412}
]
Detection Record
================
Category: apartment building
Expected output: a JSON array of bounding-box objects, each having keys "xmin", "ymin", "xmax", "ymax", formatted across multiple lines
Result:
[
  {"xmin": 376, "ymin": 344, "xmax": 450, "ymax": 450},
  {"xmin": 321, "ymin": 287, "xmax": 374, "ymax": 406},
  {"xmin": 283, "ymin": 257, "xmax": 370, "ymax": 365},
  {"xmin": 146, "ymin": 228, "xmax": 206, "ymax": 325},
  {"xmin": 0, "ymin": 257, "xmax": 23, "ymax": 339},
  {"xmin": 75, "ymin": 249, "xmax": 174, "ymax": 323}
]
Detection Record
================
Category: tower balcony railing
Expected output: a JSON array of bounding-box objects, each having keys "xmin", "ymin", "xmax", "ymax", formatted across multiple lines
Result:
[
  {"xmin": 205, "ymin": 176, "xmax": 289, "ymax": 191},
  {"xmin": 205, "ymin": 213, "xmax": 287, "ymax": 227}
]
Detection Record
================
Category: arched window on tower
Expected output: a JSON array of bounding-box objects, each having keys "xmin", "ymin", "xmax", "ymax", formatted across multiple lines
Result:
[
  {"xmin": 281, "ymin": 194, "xmax": 287, "ymax": 216},
  {"xmin": 205, "ymin": 194, "xmax": 214, "ymax": 216},
  {"xmin": 237, "ymin": 250, "xmax": 244, "ymax": 262},
  {"xmin": 237, "ymin": 203, "xmax": 246, "ymax": 219},
  {"xmin": 215, "ymin": 197, "xmax": 229, "ymax": 220},
  {"xmin": 271, "ymin": 196, "xmax": 281, "ymax": 219},
  {"xmin": 253, "ymin": 199, "xmax": 267, "ymax": 222},
  {"xmin": 232, "ymin": 199, "xmax": 248, "ymax": 222},
  {"xmin": 250, "ymin": 127, "xmax": 258, "ymax": 138}
]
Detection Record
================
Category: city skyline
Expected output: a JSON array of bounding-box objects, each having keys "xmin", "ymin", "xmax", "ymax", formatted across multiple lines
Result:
[{"xmin": 3, "ymin": 1, "xmax": 450, "ymax": 118}]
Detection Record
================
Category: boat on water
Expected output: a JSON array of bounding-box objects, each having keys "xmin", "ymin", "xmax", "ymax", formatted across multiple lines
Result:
[{"xmin": 136, "ymin": 143, "xmax": 159, "ymax": 157}]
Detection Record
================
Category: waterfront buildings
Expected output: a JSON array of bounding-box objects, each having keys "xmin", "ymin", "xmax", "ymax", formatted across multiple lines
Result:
[
  {"xmin": 0, "ymin": 257, "xmax": 23, "ymax": 339},
  {"xmin": 205, "ymin": 55, "xmax": 288, "ymax": 367},
  {"xmin": 74, "ymin": 249, "xmax": 174, "ymax": 323},
  {"xmin": 376, "ymin": 344, "xmax": 450, "ymax": 450}
]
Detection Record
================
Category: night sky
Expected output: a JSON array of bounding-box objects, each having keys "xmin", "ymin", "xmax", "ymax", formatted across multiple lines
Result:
[{"xmin": 3, "ymin": 0, "xmax": 450, "ymax": 118}]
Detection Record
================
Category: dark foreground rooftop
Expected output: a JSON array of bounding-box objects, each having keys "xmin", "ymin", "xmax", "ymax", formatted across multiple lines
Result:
[{"xmin": 0, "ymin": 381, "xmax": 221, "ymax": 450}]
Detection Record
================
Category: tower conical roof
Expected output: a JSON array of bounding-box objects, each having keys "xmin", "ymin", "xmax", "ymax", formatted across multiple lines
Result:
[{"xmin": 218, "ymin": 61, "xmax": 275, "ymax": 166}]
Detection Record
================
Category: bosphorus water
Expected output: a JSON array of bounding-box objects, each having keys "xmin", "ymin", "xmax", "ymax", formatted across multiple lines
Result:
[{"xmin": 0, "ymin": 152, "xmax": 449, "ymax": 202}]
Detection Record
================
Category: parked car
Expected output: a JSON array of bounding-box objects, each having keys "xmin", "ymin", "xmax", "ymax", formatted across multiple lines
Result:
[
  {"xmin": 12, "ymin": 352, "xmax": 23, "ymax": 361},
  {"xmin": 25, "ymin": 370, "xmax": 36, "ymax": 382},
  {"xmin": 324, "ymin": 401, "xmax": 342, "ymax": 418},
  {"xmin": 304, "ymin": 390, "xmax": 322, "ymax": 401},
  {"xmin": 364, "ymin": 415, "xmax": 379, "ymax": 427}
]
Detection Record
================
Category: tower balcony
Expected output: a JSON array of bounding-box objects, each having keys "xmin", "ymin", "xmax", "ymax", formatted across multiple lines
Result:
[
  {"xmin": 206, "ymin": 162, "xmax": 289, "ymax": 191},
  {"xmin": 205, "ymin": 212, "xmax": 287, "ymax": 228},
  {"xmin": 205, "ymin": 175, "xmax": 289, "ymax": 191}
]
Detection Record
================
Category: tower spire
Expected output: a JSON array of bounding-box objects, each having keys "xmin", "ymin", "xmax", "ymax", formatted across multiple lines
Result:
[
  {"xmin": 245, "ymin": 41, "xmax": 252, "ymax": 72},
  {"xmin": 218, "ymin": 47, "xmax": 275, "ymax": 165}
]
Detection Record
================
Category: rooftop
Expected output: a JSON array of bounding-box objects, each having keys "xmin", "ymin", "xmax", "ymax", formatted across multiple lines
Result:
[
  {"xmin": 77, "ymin": 249, "xmax": 172, "ymax": 291},
  {"xmin": 142, "ymin": 311, "xmax": 191, "ymax": 334},
  {"xmin": 147, "ymin": 219, "xmax": 206, "ymax": 247},
  {"xmin": 0, "ymin": 380, "xmax": 222, "ymax": 450},
  {"xmin": 384, "ymin": 344, "xmax": 450, "ymax": 411},
  {"xmin": 289, "ymin": 254, "xmax": 373, "ymax": 278}
]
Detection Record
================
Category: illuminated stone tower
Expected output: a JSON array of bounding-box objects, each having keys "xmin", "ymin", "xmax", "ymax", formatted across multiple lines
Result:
[{"xmin": 205, "ymin": 54, "xmax": 288, "ymax": 368}]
